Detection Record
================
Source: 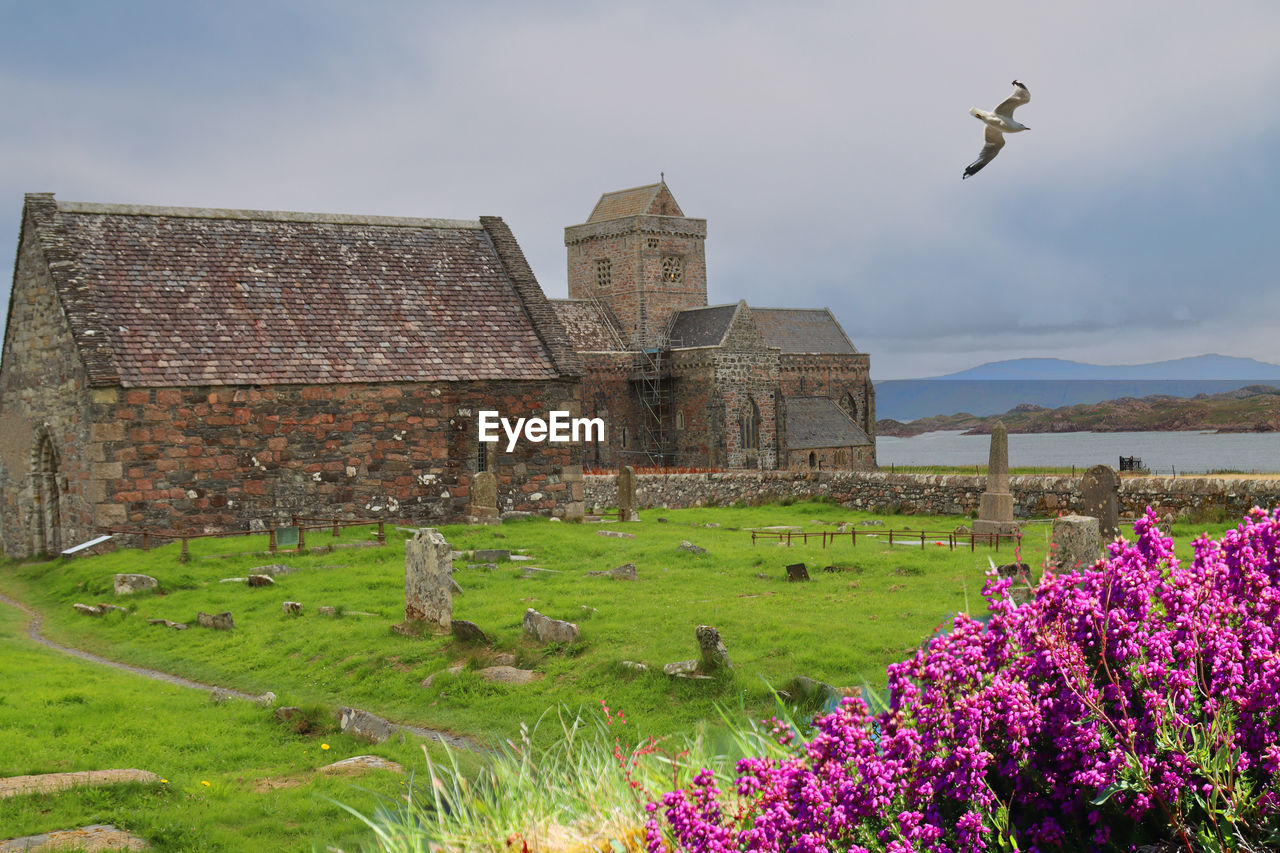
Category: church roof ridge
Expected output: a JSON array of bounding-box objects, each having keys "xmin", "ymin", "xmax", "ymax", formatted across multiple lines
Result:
[{"xmin": 55, "ymin": 200, "xmax": 482, "ymax": 230}]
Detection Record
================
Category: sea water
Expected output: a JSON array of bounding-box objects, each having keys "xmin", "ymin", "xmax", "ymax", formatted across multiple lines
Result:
[{"xmin": 875, "ymin": 430, "xmax": 1280, "ymax": 475}]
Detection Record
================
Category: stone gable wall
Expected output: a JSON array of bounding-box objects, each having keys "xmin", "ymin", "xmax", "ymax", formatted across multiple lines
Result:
[
  {"xmin": 584, "ymin": 470, "xmax": 1280, "ymax": 523},
  {"xmin": 714, "ymin": 307, "xmax": 780, "ymax": 469},
  {"xmin": 0, "ymin": 215, "xmax": 97, "ymax": 556},
  {"xmin": 779, "ymin": 352, "xmax": 876, "ymax": 441}
]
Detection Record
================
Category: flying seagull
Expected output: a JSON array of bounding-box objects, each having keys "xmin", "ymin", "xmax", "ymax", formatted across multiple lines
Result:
[{"xmin": 963, "ymin": 80, "xmax": 1030, "ymax": 179}]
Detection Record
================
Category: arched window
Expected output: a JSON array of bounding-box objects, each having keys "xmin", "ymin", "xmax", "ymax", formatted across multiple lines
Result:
[
  {"xmin": 808, "ymin": 451, "xmax": 818, "ymax": 470},
  {"xmin": 840, "ymin": 391, "xmax": 861, "ymax": 424},
  {"xmin": 675, "ymin": 410, "xmax": 685, "ymax": 431},
  {"xmin": 739, "ymin": 398, "xmax": 760, "ymax": 450}
]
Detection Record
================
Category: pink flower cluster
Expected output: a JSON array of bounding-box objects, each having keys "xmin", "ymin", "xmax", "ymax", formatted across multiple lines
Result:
[{"xmin": 648, "ymin": 508, "xmax": 1280, "ymax": 852}]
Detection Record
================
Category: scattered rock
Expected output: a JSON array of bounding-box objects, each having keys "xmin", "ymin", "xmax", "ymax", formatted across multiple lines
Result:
[
  {"xmin": 319, "ymin": 755, "xmax": 404, "ymax": 776},
  {"xmin": 336, "ymin": 707, "xmax": 395, "ymax": 744},
  {"xmin": 786, "ymin": 563, "xmax": 810, "ymax": 582},
  {"xmin": 477, "ymin": 665, "xmax": 539, "ymax": 685},
  {"xmin": 0, "ymin": 823, "xmax": 149, "ymax": 851},
  {"xmin": 858, "ymin": 520, "xmax": 884, "ymax": 527},
  {"xmin": 657, "ymin": 517, "xmax": 669, "ymax": 523},
  {"xmin": 218, "ymin": 578, "xmax": 248, "ymax": 584},
  {"xmin": 678, "ymin": 540, "xmax": 707, "ymax": 555},
  {"xmin": 210, "ymin": 688, "xmax": 232, "ymax": 704},
  {"xmin": 72, "ymin": 603, "xmax": 103, "ymax": 616},
  {"xmin": 450, "ymin": 620, "xmax": 489, "ymax": 645},
  {"xmin": 620, "ymin": 660, "xmax": 649, "ymax": 672},
  {"xmin": 255, "ymin": 691, "xmax": 276, "ymax": 708},
  {"xmin": 704, "ymin": 522, "xmax": 720, "ymax": 528},
  {"xmin": 97, "ymin": 604, "xmax": 128, "ymax": 615},
  {"xmin": 274, "ymin": 707, "xmax": 305, "ymax": 725},
  {"xmin": 145, "ymin": 618, "xmax": 187, "ymax": 630},
  {"xmin": 663, "ymin": 660, "xmax": 698, "ymax": 676},
  {"xmin": 282, "ymin": 601, "xmax": 303, "ymax": 616},
  {"xmin": 250, "ymin": 564, "xmax": 296, "ymax": 576},
  {"xmin": 473, "ymin": 549, "xmax": 510, "ymax": 562},
  {"xmin": 247, "ymin": 574, "xmax": 275, "ymax": 587},
  {"xmin": 197, "ymin": 611, "xmax": 234, "ymax": 630},
  {"xmin": 492, "ymin": 652, "xmax": 517, "ymax": 666},
  {"xmin": 953, "ymin": 525, "xmax": 971, "ymax": 535},
  {"xmin": 113, "ymin": 573, "xmax": 158, "ymax": 596},
  {"xmin": 696, "ymin": 625, "xmax": 731, "ymax": 670},
  {"xmin": 0, "ymin": 770, "xmax": 159, "ymax": 801},
  {"xmin": 522, "ymin": 608, "xmax": 579, "ymax": 645},
  {"xmin": 587, "ymin": 562, "xmax": 638, "ymax": 580},
  {"xmin": 597, "ymin": 530, "xmax": 635, "ymax": 539},
  {"xmin": 317, "ymin": 606, "xmax": 337, "ymax": 617}
]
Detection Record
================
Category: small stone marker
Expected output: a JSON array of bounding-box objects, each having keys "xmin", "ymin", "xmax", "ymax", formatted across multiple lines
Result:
[
  {"xmin": 678, "ymin": 540, "xmax": 707, "ymax": 555},
  {"xmin": 473, "ymin": 549, "xmax": 509, "ymax": 562},
  {"xmin": 996, "ymin": 562, "xmax": 1035, "ymax": 605},
  {"xmin": 696, "ymin": 625, "xmax": 731, "ymax": 670},
  {"xmin": 620, "ymin": 660, "xmax": 648, "ymax": 672},
  {"xmin": 145, "ymin": 618, "xmax": 187, "ymax": 630},
  {"xmin": 477, "ymin": 665, "xmax": 539, "ymax": 685},
  {"xmin": 522, "ymin": 608, "xmax": 579, "ymax": 644},
  {"xmin": 450, "ymin": 619, "xmax": 489, "ymax": 645},
  {"xmin": 404, "ymin": 528, "xmax": 453, "ymax": 629},
  {"xmin": 786, "ymin": 563, "xmax": 810, "ymax": 582},
  {"xmin": 319, "ymin": 755, "xmax": 404, "ymax": 776},
  {"xmin": 197, "ymin": 611, "xmax": 234, "ymax": 630},
  {"xmin": 0, "ymin": 824, "xmax": 149, "ymax": 851},
  {"xmin": 587, "ymin": 562, "xmax": 638, "ymax": 580},
  {"xmin": 1080, "ymin": 465, "xmax": 1121, "ymax": 539},
  {"xmin": 73, "ymin": 603, "xmax": 103, "ymax": 616},
  {"xmin": 563, "ymin": 464, "xmax": 585, "ymax": 521},
  {"xmin": 282, "ymin": 601, "xmax": 303, "ymax": 616},
  {"xmin": 247, "ymin": 574, "xmax": 275, "ymax": 587},
  {"xmin": 1051, "ymin": 514, "xmax": 1102, "ymax": 573},
  {"xmin": 466, "ymin": 471, "xmax": 500, "ymax": 525},
  {"xmin": 113, "ymin": 574, "xmax": 157, "ymax": 596},
  {"xmin": 255, "ymin": 691, "xmax": 276, "ymax": 707},
  {"xmin": 972, "ymin": 420, "xmax": 1020, "ymax": 537},
  {"xmin": 617, "ymin": 465, "xmax": 640, "ymax": 521},
  {"xmin": 336, "ymin": 707, "xmax": 395, "ymax": 744},
  {"xmin": 250, "ymin": 564, "xmax": 296, "ymax": 576},
  {"xmin": 317, "ymin": 606, "xmax": 337, "ymax": 617},
  {"xmin": 597, "ymin": 529, "xmax": 635, "ymax": 539},
  {"xmin": 663, "ymin": 660, "xmax": 698, "ymax": 676}
]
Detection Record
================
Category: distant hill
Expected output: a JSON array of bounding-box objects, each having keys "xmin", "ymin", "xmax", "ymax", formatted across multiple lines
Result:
[
  {"xmin": 874, "ymin": 354, "xmax": 1280, "ymax": 421},
  {"xmin": 877, "ymin": 385, "xmax": 1280, "ymax": 437}
]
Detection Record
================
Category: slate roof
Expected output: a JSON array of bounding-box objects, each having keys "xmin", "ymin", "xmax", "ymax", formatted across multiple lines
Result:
[
  {"xmin": 784, "ymin": 397, "xmax": 872, "ymax": 449},
  {"xmin": 666, "ymin": 304, "xmax": 739, "ymax": 349},
  {"xmin": 550, "ymin": 299, "xmax": 631, "ymax": 352},
  {"xmin": 20, "ymin": 196, "xmax": 579, "ymax": 387},
  {"xmin": 586, "ymin": 182, "xmax": 684, "ymax": 223},
  {"xmin": 751, "ymin": 308, "xmax": 858, "ymax": 354}
]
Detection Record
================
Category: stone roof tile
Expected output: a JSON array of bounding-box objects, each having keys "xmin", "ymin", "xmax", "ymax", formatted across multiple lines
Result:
[
  {"xmin": 785, "ymin": 396, "xmax": 872, "ymax": 448},
  {"xmin": 752, "ymin": 308, "xmax": 857, "ymax": 354}
]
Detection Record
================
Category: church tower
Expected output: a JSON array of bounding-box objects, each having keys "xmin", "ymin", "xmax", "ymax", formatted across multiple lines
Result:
[{"xmin": 565, "ymin": 180, "xmax": 707, "ymax": 349}]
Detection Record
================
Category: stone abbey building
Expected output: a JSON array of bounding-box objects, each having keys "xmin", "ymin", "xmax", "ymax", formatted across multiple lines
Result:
[{"xmin": 0, "ymin": 183, "xmax": 873, "ymax": 557}]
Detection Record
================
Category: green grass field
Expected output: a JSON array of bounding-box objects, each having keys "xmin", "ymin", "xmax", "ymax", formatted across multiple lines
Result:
[{"xmin": 0, "ymin": 500, "xmax": 1243, "ymax": 850}]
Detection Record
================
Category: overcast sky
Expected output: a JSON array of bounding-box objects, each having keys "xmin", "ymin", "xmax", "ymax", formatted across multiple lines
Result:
[{"xmin": 3, "ymin": 1, "xmax": 1278, "ymax": 380}]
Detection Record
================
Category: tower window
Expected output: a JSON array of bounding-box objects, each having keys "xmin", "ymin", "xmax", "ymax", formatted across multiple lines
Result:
[
  {"xmin": 647, "ymin": 237, "xmax": 659, "ymax": 250},
  {"xmin": 739, "ymin": 398, "xmax": 760, "ymax": 450},
  {"xmin": 595, "ymin": 258, "xmax": 612, "ymax": 288},
  {"xmin": 661, "ymin": 255, "xmax": 683, "ymax": 283}
]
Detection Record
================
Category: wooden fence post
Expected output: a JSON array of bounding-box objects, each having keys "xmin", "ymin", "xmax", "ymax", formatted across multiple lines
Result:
[
  {"xmin": 298, "ymin": 525, "xmax": 306, "ymax": 550},
  {"xmin": 269, "ymin": 528, "xmax": 277, "ymax": 554},
  {"xmin": 377, "ymin": 520, "xmax": 385, "ymax": 545},
  {"xmin": 180, "ymin": 537, "xmax": 189, "ymax": 564}
]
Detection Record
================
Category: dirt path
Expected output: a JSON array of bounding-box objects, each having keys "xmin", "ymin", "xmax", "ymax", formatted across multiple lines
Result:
[{"xmin": 0, "ymin": 591, "xmax": 478, "ymax": 751}]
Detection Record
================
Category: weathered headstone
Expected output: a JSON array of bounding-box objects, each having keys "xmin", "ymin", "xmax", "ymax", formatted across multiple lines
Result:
[
  {"xmin": 113, "ymin": 574, "xmax": 158, "ymax": 596},
  {"xmin": 450, "ymin": 619, "xmax": 489, "ymax": 644},
  {"xmin": 465, "ymin": 471, "xmax": 500, "ymax": 525},
  {"xmin": 1080, "ymin": 465, "xmax": 1120, "ymax": 539},
  {"xmin": 1051, "ymin": 514, "xmax": 1102, "ymax": 573},
  {"xmin": 696, "ymin": 625, "xmax": 731, "ymax": 670},
  {"xmin": 197, "ymin": 611, "xmax": 234, "ymax": 630},
  {"xmin": 617, "ymin": 466, "xmax": 639, "ymax": 521},
  {"xmin": 282, "ymin": 601, "xmax": 303, "ymax": 616},
  {"xmin": 678, "ymin": 540, "xmax": 706, "ymax": 555},
  {"xmin": 247, "ymin": 574, "xmax": 275, "ymax": 587},
  {"xmin": 587, "ymin": 562, "xmax": 638, "ymax": 581},
  {"xmin": 73, "ymin": 603, "xmax": 104, "ymax": 616},
  {"xmin": 996, "ymin": 562, "xmax": 1035, "ymax": 605},
  {"xmin": 317, "ymin": 605, "xmax": 337, "ymax": 617},
  {"xmin": 972, "ymin": 420, "xmax": 1020, "ymax": 537},
  {"xmin": 563, "ymin": 464, "xmax": 585, "ymax": 521},
  {"xmin": 522, "ymin": 608, "xmax": 579, "ymax": 644},
  {"xmin": 404, "ymin": 528, "xmax": 453, "ymax": 629},
  {"xmin": 336, "ymin": 707, "xmax": 395, "ymax": 744},
  {"xmin": 477, "ymin": 665, "xmax": 539, "ymax": 685},
  {"xmin": 786, "ymin": 563, "xmax": 810, "ymax": 582}
]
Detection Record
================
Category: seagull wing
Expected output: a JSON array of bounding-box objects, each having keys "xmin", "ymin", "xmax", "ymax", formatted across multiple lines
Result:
[
  {"xmin": 963, "ymin": 125, "xmax": 1005, "ymax": 179},
  {"xmin": 994, "ymin": 82, "xmax": 1030, "ymax": 119}
]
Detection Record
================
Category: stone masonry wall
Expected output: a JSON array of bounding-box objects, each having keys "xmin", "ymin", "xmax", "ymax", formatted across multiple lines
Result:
[
  {"xmin": 714, "ymin": 306, "xmax": 780, "ymax": 469},
  {"xmin": 85, "ymin": 378, "xmax": 584, "ymax": 536},
  {"xmin": 584, "ymin": 470, "xmax": 1280, "ymax": 524},
  {"xmin": 0, "ymin": 214, "xmax": 97, "ymax": 556}
]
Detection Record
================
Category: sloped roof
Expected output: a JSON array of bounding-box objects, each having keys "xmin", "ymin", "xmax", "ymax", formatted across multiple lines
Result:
[
  {"xmin": 784, "ymin": 396, "xmax": 872, "ymax": 448},
  {"xmin": 19, "ymin": 195, "xmax": 579, "ymax": 387},
  {"xmin": 752, "ymin": 308, "xmax": 857, "ymax": 354},
  {"xmin": 586, "ymin": 182, "xmax": 684, "ymax": 223},
  {"xmin": 666, "ymin": 304, "xmax": 739, "ymax": 349},
  {"xmin": 550, "ymin": 299, "xmax": 631, "ymax": 352}
]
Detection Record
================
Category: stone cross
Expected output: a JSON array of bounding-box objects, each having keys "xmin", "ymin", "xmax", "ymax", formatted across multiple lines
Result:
[
  {"xmin": 617, "ymin": 465, "xmax": 639, "ymax": 522},
  {"xmin": 1080, "ymin": 465, "xmax": 1120, "ymax": 539},
  {"xmin": 972, "ymin": 420, "xmax": 1019, "ymax": 536},
  {"xmin": 466, "ymin": 471, "xmax": 499, "ymax": 525},
  {"xmin": 404, "ymin": 527, "xmax": 453, "ymax": 629},
  {"xmin": 1051, "ymin": 514, "xmax": 1102, "ymax": 573}
]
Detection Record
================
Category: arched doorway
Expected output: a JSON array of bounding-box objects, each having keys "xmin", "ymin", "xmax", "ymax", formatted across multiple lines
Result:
[{"xmin": 32, "ymin": 430, "xmax": 62, "ymax": 555}]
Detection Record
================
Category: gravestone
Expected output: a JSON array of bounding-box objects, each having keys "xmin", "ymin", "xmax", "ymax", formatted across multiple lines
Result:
[
  {"xmin": 562, "ymin": 464, "xmax": 585, "ymax": 521},
  {"xmin": 465, "ymin": 471, "xmax": 500, "ymax": 525},
  {"xmin": 587, "ymin": 562, "xmax": 638, "ymax": 580},
  {"xmin": 1080, "ymin": 465, "xmax": 1120, "ymax": 539},
  {"xmin": 113, "ymin": 573, "xmax": 157, "ymax": 596},
  {"xmin": 451, "ymin": 619, "xmax": 489, "ymax": 644},
  {"xmin": 696, "ymin": 625, "xmax": 731, "ymax": 670},
  {"xmin": 786, "ymin": 563, "xmax": 810, "ymax": 582},
  {"xmin": 522, "ymin": 608, "xmax": 579, "ymax": 644},
  {"xmin": 197, "ymin": 611, "xmax": 234, "ymax": 630},
  {"xmin": 282, "ymin": 601, "xmax": 303, "ymax": 616},
  {"xmin": 617, "ymin": 466, "xmax": 640, "ymax": 521},
  {"xmin": 1051, "ymin": 514, "xmax": 1102, "ymax": 573},
  {"xmin": 404, "ymin": 528, "xmax": 453, "ymax": 629},
  {"xmin": 972, "ymin": 421, "xmax": 1020, "ymax": 537}
]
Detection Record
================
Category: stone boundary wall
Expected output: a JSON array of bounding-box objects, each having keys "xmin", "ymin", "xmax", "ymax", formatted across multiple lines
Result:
[{"xmin": 585, "ymin": 471, "xmax": 1280, "ymax": 521}]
